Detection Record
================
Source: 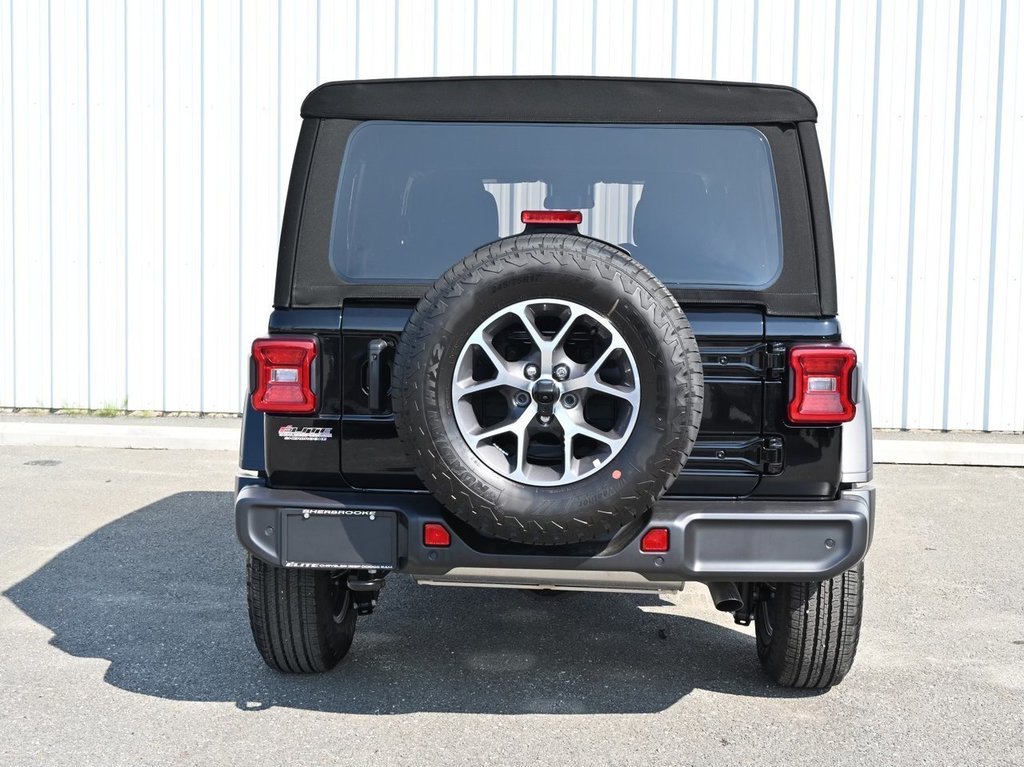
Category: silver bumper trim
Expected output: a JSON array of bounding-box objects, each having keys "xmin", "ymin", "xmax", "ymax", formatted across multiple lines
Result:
[{"xmin": 415, "ymin": 568, "xmax": 684, "ymax": 593}]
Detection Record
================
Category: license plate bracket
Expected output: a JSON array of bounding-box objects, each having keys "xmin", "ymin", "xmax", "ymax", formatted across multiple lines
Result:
[{"xmin": 282, "ymin": 509, "xmax": 397, "ymax": 570}]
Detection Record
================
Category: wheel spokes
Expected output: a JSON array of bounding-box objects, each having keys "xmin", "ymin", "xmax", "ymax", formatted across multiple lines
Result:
[
  {"xmin": 563, "ymin": 343, "xmax": 639, "ymax": 408},
  {"xmin": 471, "ymin": 403, "xmax": 536, "ymax": 446},
  {"xmin": 562, "ymin": 413, "xmax": 627, "ymax": 449},
  {"xmin": 451, "ymin": 298, "xmax": 640, "ymax": 487}
]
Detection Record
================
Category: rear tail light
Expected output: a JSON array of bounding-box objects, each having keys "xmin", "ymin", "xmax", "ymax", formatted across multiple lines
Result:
[
  {"xmin": 787, "ymin": 345, "xmax": 857, "ymax": 425},
  {"xmin": 521, "ymin": 209, "xmax": 583, "ymax": 225},
  {"xmin": 423, "ymin": 523, "xmax": 451, "ymax": 547},
  {"xmin": 640, "ymin": 527, "xmax": 670, "ymax": 553},
  {"xmin": 251, "ymin": 337, "xmax": 317, "ymax": 414}
]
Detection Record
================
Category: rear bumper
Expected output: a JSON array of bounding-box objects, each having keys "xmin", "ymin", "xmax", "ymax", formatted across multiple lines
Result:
[{"xmin": 235, "ymin": 481, "xmax": 874, "ymax": 587}]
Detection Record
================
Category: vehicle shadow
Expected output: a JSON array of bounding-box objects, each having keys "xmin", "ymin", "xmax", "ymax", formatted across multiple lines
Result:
[{"xmin": 4, "ymin": 491, "xmax": 819, "ymax": 714}]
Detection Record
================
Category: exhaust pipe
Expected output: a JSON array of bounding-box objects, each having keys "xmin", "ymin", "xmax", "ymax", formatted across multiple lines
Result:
[{"xmin": 706, "ymin": 582, "xmax": 744, "ymax": 613}]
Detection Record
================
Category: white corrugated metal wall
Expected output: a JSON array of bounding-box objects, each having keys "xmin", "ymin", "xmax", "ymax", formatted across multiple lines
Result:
[{"xmin": 1, "ymin": 0, "xmax": 1022, "ymax": 430}]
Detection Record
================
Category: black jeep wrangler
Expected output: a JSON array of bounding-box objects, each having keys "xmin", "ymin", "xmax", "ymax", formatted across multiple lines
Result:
[{"xmin": 235, "ymin": 77, "xmax": 874, "ymax": 689}]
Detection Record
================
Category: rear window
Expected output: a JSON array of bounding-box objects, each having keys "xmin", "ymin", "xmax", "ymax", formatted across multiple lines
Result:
[{"xmin": 329, "ymin": 121, "xmax": 782, "ymax": 288}]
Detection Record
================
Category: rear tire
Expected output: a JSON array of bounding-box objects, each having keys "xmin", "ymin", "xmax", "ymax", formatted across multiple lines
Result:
[
  {"xmin": 246, "ymin": 555, "xmax": 357, "ymax": 673},
  {"xmin": 755, "ymin": 563, "xmax": 864, "ymax": 688}
]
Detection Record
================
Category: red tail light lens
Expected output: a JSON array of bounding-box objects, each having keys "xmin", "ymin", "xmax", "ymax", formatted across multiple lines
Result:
[
  {"xmin": 521, "ymin": 209, "xmax": 583, "ymax": 225},
  {"xmin": 640, "ymin": 527, "xmax": 670, "ymax": 553},
  {"xmin": 788, "ymin": 345, "xmax": 857, "ymax": 425},
  {"xmin": 251, "ymin": 337, "xmax": 317, "ymax": 414},
  {"xmin": 423, "ymin": 523, "xmax": 451, "ymax": 548}
]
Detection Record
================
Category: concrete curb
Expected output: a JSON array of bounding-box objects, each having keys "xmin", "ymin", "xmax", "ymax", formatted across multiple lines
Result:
[
  {"xmin": 871, "ymin": 439, "xmax": 1024, "ymax": 467},
  {"xmin": 0, "ymin": 421, "xmax": 238, "ymax": 452},
  {"xmin": 1, "ymin": 420, "xmax": 1021, "ymax": 467}
]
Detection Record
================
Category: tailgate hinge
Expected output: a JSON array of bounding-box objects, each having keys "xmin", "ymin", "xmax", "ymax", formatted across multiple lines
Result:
[
  {"xmin": 766, "ymin": 342, "xmax": 787, "ymax": 379},
  {"xmin": 760, "ymin": 436, "xmax": 784, "ymax": 475}
]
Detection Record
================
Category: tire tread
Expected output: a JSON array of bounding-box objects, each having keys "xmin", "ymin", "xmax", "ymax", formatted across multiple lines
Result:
[
  {"xmin": 245, "ymin": 555, "xmax": 356, "ymax": 673},
  {"xmin": 756, "ymin": 563, "xmax": 864, "ymax": 688},
  {"xmin": 393, "ymin": 234, "xmax": 703, "ymax": 546}
]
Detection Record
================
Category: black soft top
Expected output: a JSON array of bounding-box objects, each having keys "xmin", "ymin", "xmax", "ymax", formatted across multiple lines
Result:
[{"xmin": 301, "ymin": 76, "xmax": 818, "ymax": 125}]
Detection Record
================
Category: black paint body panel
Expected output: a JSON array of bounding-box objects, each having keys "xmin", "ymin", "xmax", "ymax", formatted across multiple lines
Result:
[{"xmin": 250, "ymin": 305, "xmax": 844, "ymax": 501}]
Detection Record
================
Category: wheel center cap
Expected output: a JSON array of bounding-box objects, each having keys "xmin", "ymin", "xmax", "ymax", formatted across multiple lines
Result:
[
  {"xmin": 532, "ymin": 379, "xmax": 559, "ymax": 418},
  {"xmin": 532, "ymin": 379, "xmax": 559, "ymax": 404}
]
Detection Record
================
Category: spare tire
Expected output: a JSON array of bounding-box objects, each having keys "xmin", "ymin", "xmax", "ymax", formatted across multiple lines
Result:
[{"xmin": 393, "ymin": 234, "xmax": 703, "ymax": 546}]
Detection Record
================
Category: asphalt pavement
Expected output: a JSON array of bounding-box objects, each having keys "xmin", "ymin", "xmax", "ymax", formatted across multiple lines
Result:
[{"xmin": 0, "ymin": 446, "xmax": 1022, "ymax": 766}]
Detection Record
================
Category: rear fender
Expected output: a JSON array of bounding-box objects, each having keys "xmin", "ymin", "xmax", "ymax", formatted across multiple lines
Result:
[
  {"xmin": 240, "ymin": 397, "xmax": 266, "ymax": 474},
  {"xmin": 840, "ymin": 371, "xmax": 872, "ymax": 484}
]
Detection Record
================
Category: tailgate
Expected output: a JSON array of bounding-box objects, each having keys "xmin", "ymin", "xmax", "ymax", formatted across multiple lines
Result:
[{"xmin": 339, "ymin": 304, "xmax": 772, "ymax": 497}]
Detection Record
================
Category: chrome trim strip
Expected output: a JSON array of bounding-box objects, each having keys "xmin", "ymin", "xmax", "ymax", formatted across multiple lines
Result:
[{"xmin": 414, "ymin": 568, "xmax": 683, "ymax": 593}]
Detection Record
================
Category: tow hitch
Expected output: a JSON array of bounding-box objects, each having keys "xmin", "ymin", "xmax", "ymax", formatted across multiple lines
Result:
[
  {"xmin": 733, "ymin": 583, "xmax": 771, "ymax": 626},
  {"xmin": 346, "ymin": 572, "xmax": 386, "ymax": 615}
]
